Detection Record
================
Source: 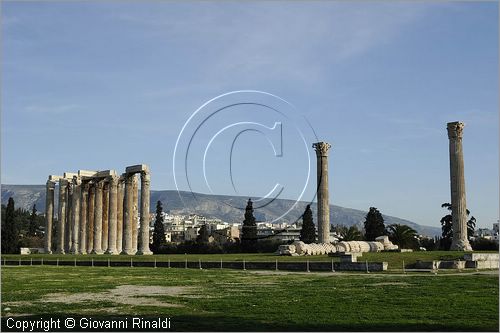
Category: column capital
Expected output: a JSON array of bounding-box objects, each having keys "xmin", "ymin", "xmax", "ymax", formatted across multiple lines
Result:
[
  {"xmin": 72, "ymin": 176, "xmax": 82, "ymax": 186},
  {"xmin": 447, "ymin": 121, "xmax": 465, "ymax": 139},
  {"xmin": 46, "ymin": 179, "xmax": 57, "ymax": 188},
  {"xmin": 313, "ymin": 142, "xmax": 332, "ymax": 157},
  {"xmin": 95, "ymin": 179, "xmax": 104, "ymax": 190},
  {"xmin": 108, "ymin": 174, "xmax": 119, "ymax": 186},
  {"xmin": 140, "ymin": 170, "xmax": 151, "ymax": 184}
]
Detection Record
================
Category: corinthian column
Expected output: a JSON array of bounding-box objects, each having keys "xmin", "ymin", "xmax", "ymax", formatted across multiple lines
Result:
[
  {"xmin": 447, "ymin": 122, "xmax": 472, "ymax": 251},
  {"xmin": 92, "ymin": 180, "xmax": 104, "ymax": 254},
  {"xmin": 101, "ymin": 182, "xmax": 110, "ymax": 251},
  {"xmin": 44, "ymin": 179, "xmax": 56, "ymax": 254},
  {"xmin": 116, "ymin": 177, "xmax": 124, "ymax": 252},
  {"xmin": 79, "ymin": 182, "xmax": 89, "ymax": 254},
  {"xmin": 137, "ymin": 171, "xmax": 152, "ymax": 255},
  {"xmin": 121, "ymin": 174, "xmax": 134, "ymax": 255},
  {"xmin": 105, "ymin": 175, "xmax": 119, "ymax": 254},
  {"xmin": 56, "ymin": 179, "xmax": 68, "ymax": 254},
  {"xmin": 132, "ymin": 175, "xmax": 139, "ymax": 253},
  {"xmin": 87, "ymin": 183, "xmax": 95, "ymax": 253},
  {"xmin": 65, "ymin": 183, "xmax": 73, "ymax": 253},
  {"xmin": 313, "ymin": 142, "xmax": 332, "ymax": 244},
  {"xmin": 70, "ymin": 177, "xmax": 81, "ymax": 254}
]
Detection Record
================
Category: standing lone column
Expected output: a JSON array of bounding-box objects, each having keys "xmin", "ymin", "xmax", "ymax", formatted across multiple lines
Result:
[
  {"xmin": 70, "ymin": 177, "xmax": 81, "ymax": 254},
  {"xmin": 105, "ymin": 175, "xmax": 119, "ymax": 254},
  {"xmin": 137, "ymin": 170, "xmax": 152, "ymax": 255},
  {"xmin": 121, "ymin": 174, "xmax": 134, "ymax": 255},
  {"xmin": 44, "ymin": 178, "xmax": 56, "ymax": 254},
  {"xmin": 56, "ymin": 179, "xmax": 68, "ymax": 254},
  {"xmin": 447, "ymin": 122, "xmax": 472, "ymax": 251},
  {"xmin": 313, "ymin": 142, "xmax": 332, "ymax": 244},
  {"xmin": 79, "ymin": 182, "xmax": 89, "ymax": 254},
  {"xmin": 92, "ymin": 180, "xmax": 104, "ymax": 254}
]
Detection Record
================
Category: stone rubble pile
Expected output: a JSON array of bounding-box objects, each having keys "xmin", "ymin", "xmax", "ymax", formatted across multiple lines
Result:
[{"xmin": 277, "ymin": 237, "xmax": 399, "ymax": 256}]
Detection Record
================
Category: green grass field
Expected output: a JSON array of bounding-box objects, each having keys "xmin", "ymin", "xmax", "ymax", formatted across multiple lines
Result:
[
  {"xmin": 1, "ymin": 264, "xmax": 498, "ymax": 331},
  {"xmin": 0, "ymin": 251, "xmax": 487, "ymax": 270}
]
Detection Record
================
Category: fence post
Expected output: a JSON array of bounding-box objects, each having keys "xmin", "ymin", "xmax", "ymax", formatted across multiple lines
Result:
[
  {"xmin": 185, "ymin": 258, "xmax": 187, "ymax": 269},
  {"xmin": 199, "ymin": 259, "xmax": 202, "ymax": 270},
  {"xmin": 243, "ymin": 259, "xmax": 246, "ymax": 271},
  {"xmin": 402, "ymin": 260, "xmax": 406, "ymax": 274},
  {"xmin": 108, "ymin": 259, "xmax": 110, "ymax": 268},
  {"xmin": 332, "ymin": 259, "xmax": 335, "ymax": 272},
  {"xmin": 154, "ymin": 258, "xmax": 157, "ymax": 268},
  {"xmin": 220, "ymin": 258, "xmax": 223, "ymax": 269},
  {"xmin": 41, "ymin": 258, "xmax": 43, "ymax": 266},
  {"xmin": 130, "ymin": 258, "xmax": 133, "ymax": 267},
  {"xmin": 31, "ymin": 258, "xmax": 33, "ymax": 266},
  {"xmin": 56, "ymin": 258, "xmax": 59, "ymax": 267},
  {"xmin": 168, "ymin": 258, "xmax": 170, "ymax": 268},
  {"xmin": 306, "ymin": 260, "xmax": 310, "ymax": 272},
  {"xmin": 91, "ymin": 258, "xmax": 94, "ymax": 267},
  {"xmin": 74, "ymin": 258, "xmax": 76, "ymax": 267},
  {"xmin": 365, "ymin": 260, "xmax": 369, "ymax": 274},
  {"xmin": 19, "ymin": 258, "xmax": 21, "ymax": 266},
  {"xmin": 275, "ymin": 259, "xmax": 278, "ymax": 271}
]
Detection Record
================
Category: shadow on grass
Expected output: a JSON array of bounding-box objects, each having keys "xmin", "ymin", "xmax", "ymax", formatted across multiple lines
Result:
[{"xmin": 1, "ymin": 314, "xmax": 494, "ymax": 332}]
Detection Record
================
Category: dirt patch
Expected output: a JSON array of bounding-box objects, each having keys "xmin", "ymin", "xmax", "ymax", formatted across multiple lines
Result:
[
  {"xmin": 369, "ymin": 282, "xmax": 410, "ymax": 286},
  {"xmin": 42, "ymin": 285, "xmax": 195, "ymax": 307}
]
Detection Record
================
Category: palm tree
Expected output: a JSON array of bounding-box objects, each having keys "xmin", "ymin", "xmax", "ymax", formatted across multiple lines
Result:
[
  {"xmin": 386, "ymin": 224, "xmax": 418, "ymax": 249},
  {"xmin": 335, "ymin": 225, "xmax": 363, "ymax": 241}
]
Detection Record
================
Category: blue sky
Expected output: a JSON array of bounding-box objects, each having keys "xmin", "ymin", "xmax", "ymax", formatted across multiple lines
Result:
[{"xmin": 1, "ymin": 1, "xmax": 498, "ymax": 228}]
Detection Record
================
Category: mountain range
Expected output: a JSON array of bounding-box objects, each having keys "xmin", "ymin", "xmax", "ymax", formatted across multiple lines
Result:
[{"xmin": 1, "ymin": 184, "xmax": 441, "ymax": 236}]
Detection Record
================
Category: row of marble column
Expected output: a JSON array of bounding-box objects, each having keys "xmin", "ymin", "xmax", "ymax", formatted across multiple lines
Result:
[{"xmin": 44, "ymin": 171, "xmax": 152, "ymax": 255}]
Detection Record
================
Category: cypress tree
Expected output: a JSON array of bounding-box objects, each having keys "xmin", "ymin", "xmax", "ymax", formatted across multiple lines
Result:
[
  {"xmin": 1, "ymin": 197, "xmax": 19, "ymax": 254},
  {"xmin": 151, "ymin": 201, "xmax": 167, "ymax": 253},
  {"xmin": 299, "ymin": 205, "xmax": 316, "ymax": 243},
  {"xmin": 241, "ymin": 198, "xmax": 257, "ymax": 252},
  {"xmin": 364, "ymin": 207, "xmax": 386, "ymax": 241},
  {"xmin": 28, "ymin": 204, "xmax": 38, "ymax": 236}
]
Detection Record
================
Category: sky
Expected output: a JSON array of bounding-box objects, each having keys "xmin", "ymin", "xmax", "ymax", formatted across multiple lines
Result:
[{"xmin": 1, "ymin": 1, "xmax": 498, "ymax": 229}]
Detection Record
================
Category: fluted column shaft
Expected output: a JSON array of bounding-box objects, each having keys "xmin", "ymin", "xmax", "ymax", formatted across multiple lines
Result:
[
  {"xmin": 65, "ymin": 183, "xmax": 73, "ymax": 253},
  {"xmin": 313, "ymin": 142, "xmax": 332, "ymax": 244},
  {"xmin": 105, "ymin": 176, "xmax": 119, "ymax": 254},
  {"xmin": 87, "ymin": 184, "xmax": 95, "ymax": 253},
  {"xmin": 45, "ymin": 179, "xmax": 56, "ymax": 254},
  {"xmin": 102, "ymin": 182, "xmax": 109, "ymax": 251},
  {"xmin": 447, "ymin": 122, "xmax": 472, "ymax": 251},
  {"xmin": 132, "ymin": 175, "xmax": 138, "ymax": 253},
  {"xmin": 70, "ymin": 177, "xmax": 81, "ymax": 254},
  {"xmin": 79, "ymin": 182, "xmax": 89, "ymax": 254},
  {"xmin": 116, "ymin": 178, "xmax": 124, "ymax": 252},
  {"xmin": 121, "ymin": 174, "xmax": 134, "ymax": 255},
  {"xmin": 92, "ymin": 180, "xmax": 104, "ymax": 254},
  {"xmin": 56, "ymin": 179, "xmax": 68, "ymax": 254},
  {"xmin": 137, "ymin": 171, "xmax": 152, "ymax": 255}
]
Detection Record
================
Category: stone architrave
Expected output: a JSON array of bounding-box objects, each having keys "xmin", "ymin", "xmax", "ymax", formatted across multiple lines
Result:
[
  {"xmin": 87, "ymin": 183, "xmax": 95, "ymax": 253},
  {"xmin": 45, "ymin": 179, "xmax": 56, "ymax": 254},
  {"xmin": 65, "ymin": 182, "xmax": 73, "ymax": 253},
  {"xmin": 132, "ymin": 175, "xmax": 139, "ymax": 253},
  {"xmin": 92, "ymin": 180, "xmax": 104, "ymax": 254},
  {"xmin": 79, "ymin": 182, "xmax": 89, "ymax": 254},
  {"xmin": 313, "ymin": 142, "xmax": 332, "ymax": 244},
  {"xmin": 121, "ymin": 174, "xmax": 134, "ymax": 255},
  {"xmin": 70, "ymin": 177, "xmax": 81, "ymax": 254},
  {"xmin": 137, "ymin": 171, "xmax": 152, "ymax": 255},
  {"xmin": 56, "ymin": 179, "xmax": 68, "ymax": 254},
  {"xmin": 105, "ymin": 175, "xmax": 119, "ymax": 254},
  {"xmin": 447, "ymin": 122, "xmax": 472, "ymax": 251},
  {"xmin": 116, "ymin": 177, "xmax": 124, "ymax": 252},
  {"xmin": 101, "ymin": 182, "xmax": 109, "ymax": 251}
]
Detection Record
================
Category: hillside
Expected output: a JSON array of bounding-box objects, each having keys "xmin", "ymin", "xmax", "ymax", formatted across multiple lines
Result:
[{"xmin": 1, "ymin": 184, "xmax": 441, "ymax": 236}]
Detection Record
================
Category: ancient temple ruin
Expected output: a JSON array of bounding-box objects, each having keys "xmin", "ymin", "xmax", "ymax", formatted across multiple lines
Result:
[{"xmin": 44, "ymin": 164, "xmax": 152, "ymax": 255}]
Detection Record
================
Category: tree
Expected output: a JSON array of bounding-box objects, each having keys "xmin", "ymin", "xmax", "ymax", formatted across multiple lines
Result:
[
  {"xmin": 241, "ymin": 198, "xmax": 257, "ymax": 252},
  {"xmin": 28, "ymin": 204, "xmax": 38, "ymax": 237},
  {"xmin": 364, "ymin": 207, "xmax": 386, "ymax": 241},
  {"xmin": 1, "ymin": 198, "xmax": 19, "ymax": 254},
  {"xmin": 299, "ymin": 205, "xmax": 316, "ymax": 243},
  {"xmin": 151, "ymin": 201, "xmax": 167, "ymax": 253},
  {"xmin": 196, "ymin": 224, "xmax": 210, "ymax": 244},
  {"xmin": 386, "ymin": 224, "xmax": 418, "ymax": 249},
  {"xmin": 440, "ymin": 203, "xmax": 476, "ymax": 250},
  {"xmin": 335, "ymin": 225, "xmax": 363, "ymax": 241}
]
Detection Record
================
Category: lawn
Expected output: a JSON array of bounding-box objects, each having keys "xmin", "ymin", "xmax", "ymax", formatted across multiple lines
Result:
[
  {"xmin": 0, "ymin": 251, "xmax": 486, "ymax": 270},
  {"xmin": 1, "ymin": 265, "xmax": 498, "ymax": 331}
]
